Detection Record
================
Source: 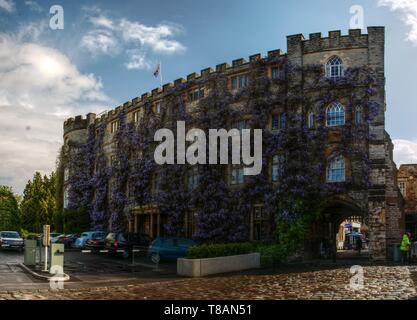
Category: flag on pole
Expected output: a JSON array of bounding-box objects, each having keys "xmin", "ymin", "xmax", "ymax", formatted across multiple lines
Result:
[{"xmin": 153, "ymin": 63, "xmax": 161, "ymax": 78}]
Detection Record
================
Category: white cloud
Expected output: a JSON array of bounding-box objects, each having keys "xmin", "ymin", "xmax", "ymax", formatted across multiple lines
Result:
[
  {"xmin": 0, "ymin": 0, "xmax": 14, "ymax": 12},
  {"xmin": 81, "ymin": 29, "xmax": 120, "ymax": 56},
  {"xmin": 81, "ymin": 12, "xmax": 186, "ymax": 70},
  {"xmin": 89, "ymin": 15, "xmax": 115, "ymax": 30},
  {"xmin": 119, "ymin": 19, "xmax": 186, "ymax": 55},
  {"xmin": 378, "ymin": 0, "xmax": 417, "ymax": 45},
  {"xmin": 393, "ymin": 139, "xmax": 417, "ymax": 165},
  {"xmin": 0, "ymin": 28, "xmax": 113, "ymax": 193},
  {"xmin": 125, "ymin": 49, "xmax": 151, "ymax": 70},
  {"xmin": 24, "ymin": 1, "xmax": 43, "ymax": 13}
]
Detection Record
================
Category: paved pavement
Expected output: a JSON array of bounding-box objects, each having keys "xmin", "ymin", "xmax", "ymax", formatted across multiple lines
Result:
[
  {"xmin": 0, "ymin": 249, "xmax": 177, "ymax": 291},
  {"xmin": 0, "ymin": 265, "xmax": 416, "ymax": 300},
  {"xmin": 2, "ymin": 249, "xmax": 417, "ymax": 300}
]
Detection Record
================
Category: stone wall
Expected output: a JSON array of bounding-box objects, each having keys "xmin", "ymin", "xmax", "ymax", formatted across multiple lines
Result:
[{"xmin": 61, "ymin": 27, "xmax": 404, "ymax": 260}]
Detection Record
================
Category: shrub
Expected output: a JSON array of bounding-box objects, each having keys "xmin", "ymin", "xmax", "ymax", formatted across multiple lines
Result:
[
  {"xmin": 255, "ymin": 243, "xmax": 288, "ymax": 266},
  {"xmin": 187, "ymin": 242, "xmax": 255, "ymax": 259}
]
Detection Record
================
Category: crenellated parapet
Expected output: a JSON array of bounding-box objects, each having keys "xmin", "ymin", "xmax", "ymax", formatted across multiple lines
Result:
[
  {"xmin": 63, "ymin": 113, "xmax": 96, "ymax": 136},
  {"xmin": 64, "ymin": 27, "xmax": 384, "ymax": 132},
  {"xmin": 287, "ymin": 27, "xmax": 384, "ymax": 54}
]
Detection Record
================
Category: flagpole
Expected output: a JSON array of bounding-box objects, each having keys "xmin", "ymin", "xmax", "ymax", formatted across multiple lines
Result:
[{"xmin": 159, "ymin": 61, "xmax": 163, "ymax": 88}]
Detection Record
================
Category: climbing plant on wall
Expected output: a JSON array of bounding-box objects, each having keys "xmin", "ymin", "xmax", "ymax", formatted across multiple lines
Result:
[{"xmin": 62, "ymin": 58, "xmax": 380, "ymax": 258}]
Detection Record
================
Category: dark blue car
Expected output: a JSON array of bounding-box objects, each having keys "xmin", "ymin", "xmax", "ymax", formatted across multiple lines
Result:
[{"xmin": 148, "ymin": 237, "xmax": 195, "ymax": 262}]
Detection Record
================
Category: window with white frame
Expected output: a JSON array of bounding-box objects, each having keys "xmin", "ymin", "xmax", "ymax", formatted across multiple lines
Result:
[
  {"xmin": 133, "ymin": 111, "xmax": 140, "ymax": 123},
  {"xmin": 271, "ymin": 66, "xmax": 285, "ymax": 80},
  {"xmin": 63, "ymin": 187, "xmax": 69, "ymax": 209},
  {"xmin": 399, "ymin": 181, "xmax": 406, "ymax": 197},
  {"xmin": 230, "ymin": 165, "xmax": 245, "ymax": 185},
  {"xmin": 355, "ymin": 106, "xmax": 363, "ymax": 125},
  {"xmin": 327, "ymin": 155, "xmax": 345, "ymax": 183},
  {"xmin": 155, "ymin": 102, "xmax": 161, "ymax": 114},
  {"xmin": 110, "ymin": 120, "xmax": 119, "ymax": 133},
  {"xmin": 189, "ymin": 87, "xmax": 205, "ymax": 102},
  {"xmin": 272, "ymin": 155, "xmax": 285, "ymax": 182},
  {"xmin": 64, "ymin": 168, "xmax": 69, "ymax": 182},
  {"xmin": 231, "ymin": 74, "xmax": 249, "ymax": 91},
  {"xmin": 308, "ymin": 112, "xmax": 316, "ymax": 129},
  {"xmin": 325, "ymin": 56, "xmax": 344, "ymax": 80},
  {"xmin": 271, "ymin": 113, "xmax": 286, "ymax": 130},
  {"xmin": 326, "ymin": 102, "xmax": 345, "ymax": 127}
]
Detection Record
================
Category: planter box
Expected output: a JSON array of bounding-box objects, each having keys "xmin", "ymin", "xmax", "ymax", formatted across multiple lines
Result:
[{"xmin": 177, "ymin": 253, "xmax": 260, "ymax": 277}]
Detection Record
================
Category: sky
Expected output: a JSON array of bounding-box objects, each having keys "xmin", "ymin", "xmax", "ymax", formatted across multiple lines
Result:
[{"xmin": 0, "ymin": 0, "xmax": 417, "ymax": 194}]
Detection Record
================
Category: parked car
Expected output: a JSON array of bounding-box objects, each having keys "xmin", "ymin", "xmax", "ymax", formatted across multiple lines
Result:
[
  {"xmin": 85, "ymin": 233, "xmax": 107, "ymax": 252},
  {"xmin": 148, "ymin": 237, "xmax": 195, "ymax": 262},
  {"xmin": 74, "ymin": 231, "xmax": 107, "ymax": 249},
  {"xmin": 105, "ymin": 233, "xmax": 151, "ymax": 258},
  {"xmin": 0, "ymin": 231, "xmax": 24, "ymax": 252},
  {"xmin": 50, "ymin": 233, "xmax": 63, "ymax": 244},
  {"xmin": 57, "ymin": 234, "xmax": 79, "ymax": 248}
]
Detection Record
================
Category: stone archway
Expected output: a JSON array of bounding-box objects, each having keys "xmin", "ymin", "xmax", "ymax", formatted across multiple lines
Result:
[{"xmin": 305, "ymin": 198, "xmax": 368, "ymax": 261}]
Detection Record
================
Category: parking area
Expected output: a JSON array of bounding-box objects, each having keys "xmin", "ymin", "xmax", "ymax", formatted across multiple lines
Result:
[{"xmin": 0, "ymin": 248, "xmax": 178, "ymax": 291}]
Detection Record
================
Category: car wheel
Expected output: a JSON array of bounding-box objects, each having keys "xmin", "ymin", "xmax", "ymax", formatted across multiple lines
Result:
[{"xmin": 122, "ymin": 250, "xmax": 130, "ymax": 259}]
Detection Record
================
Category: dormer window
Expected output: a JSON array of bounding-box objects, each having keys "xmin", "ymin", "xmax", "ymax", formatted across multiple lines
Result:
[{"xmin": 325, "ymin": 56, "xmax": 344, "ymax": 80}]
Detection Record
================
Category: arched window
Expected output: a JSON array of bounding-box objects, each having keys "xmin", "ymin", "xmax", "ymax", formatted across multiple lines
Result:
[
  {"xmin": 308, "ymin": 112, "xmax": 315, "ymax": 129},
  {"xmin": 326, "ymin": 102, "xmax": 345, "ymax": 127},
  {"xmin": 327, "ymin": 155, "xmax": 345, "ymax": 183},
  {"xmin": 355, "ymin": 106, "xmax": 363, "ymax": 125},
  {"xmin": 325, "ymin": 56, "xmax": 344, "ymax": 80}
]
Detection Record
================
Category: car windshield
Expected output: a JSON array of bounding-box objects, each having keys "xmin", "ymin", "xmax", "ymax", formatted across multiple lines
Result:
[{"xmin": 1, "ymin": 232, "xmax": 20, "ymax": 238}]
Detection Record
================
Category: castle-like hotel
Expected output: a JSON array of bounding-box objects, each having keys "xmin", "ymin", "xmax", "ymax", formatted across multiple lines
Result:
[{"xmin": 62, "ymin": 27, "xmax": 404, "ymax": 260}]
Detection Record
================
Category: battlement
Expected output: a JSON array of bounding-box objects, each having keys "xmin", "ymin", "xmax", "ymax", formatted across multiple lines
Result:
[
  {"xmin": 287, "ymin": 26, "xmax": 384, "ymax": 54},
  {"xmin": 64, "ymin": 113, "xmax": 96, "ymax": 136},
  {"xmin": 63, "ymin": 27, "xmax": 384, "ymax": 133},
  {"xmin": 63, "ymin": 48, "xmax": 287, "ymax": 130}
]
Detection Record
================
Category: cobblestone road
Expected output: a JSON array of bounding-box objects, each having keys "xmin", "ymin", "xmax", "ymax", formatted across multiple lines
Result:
[{"xmin": 0, "ymin": 266, "xmax": 416, "ymax": 300}]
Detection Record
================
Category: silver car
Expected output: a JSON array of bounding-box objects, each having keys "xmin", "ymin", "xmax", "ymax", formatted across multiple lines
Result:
[{"xmin": 0, "ymin": 231, "xmax": 24, "ymax": 251}]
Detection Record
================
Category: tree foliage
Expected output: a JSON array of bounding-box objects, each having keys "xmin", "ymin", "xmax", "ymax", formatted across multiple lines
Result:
[
  {"xmin": 20, "ymin": 172, "xmax": 57, "ymax": 233},
  {"xmin": 0, "ymin": 186, "xmax": 20, "ymax": 231}
]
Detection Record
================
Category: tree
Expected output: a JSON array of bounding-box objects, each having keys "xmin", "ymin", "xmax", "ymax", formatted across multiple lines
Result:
[
  {"xmin": 20, "ymin": 172, "xmax": 57, "ymax": 233},
  {"xmin": 0, "ymin": 186, "xmax": 20, "ymax": 231}
]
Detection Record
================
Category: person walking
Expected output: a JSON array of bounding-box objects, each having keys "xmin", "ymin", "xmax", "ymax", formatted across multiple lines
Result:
[
  {"xmin": 400, "ymin": 232, "xmax": 411, "ymax": 264},
  {"xmin": 356, "ymin": 236, "xmax": 363, "ymax": 256}
]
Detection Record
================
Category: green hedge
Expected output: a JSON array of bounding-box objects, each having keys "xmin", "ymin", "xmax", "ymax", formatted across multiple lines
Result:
[{"xmin": 187, "ymin": 242, "xmax": 255, "ymax": 259}]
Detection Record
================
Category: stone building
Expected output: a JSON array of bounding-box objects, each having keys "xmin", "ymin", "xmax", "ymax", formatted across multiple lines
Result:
[
  {"xmin": 62, "ymin": 27, "xmax": 404, "ymax": 260},
  {"xmin": 398, "ymin": 164, "xmax": 417, "ymax": 236}
]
